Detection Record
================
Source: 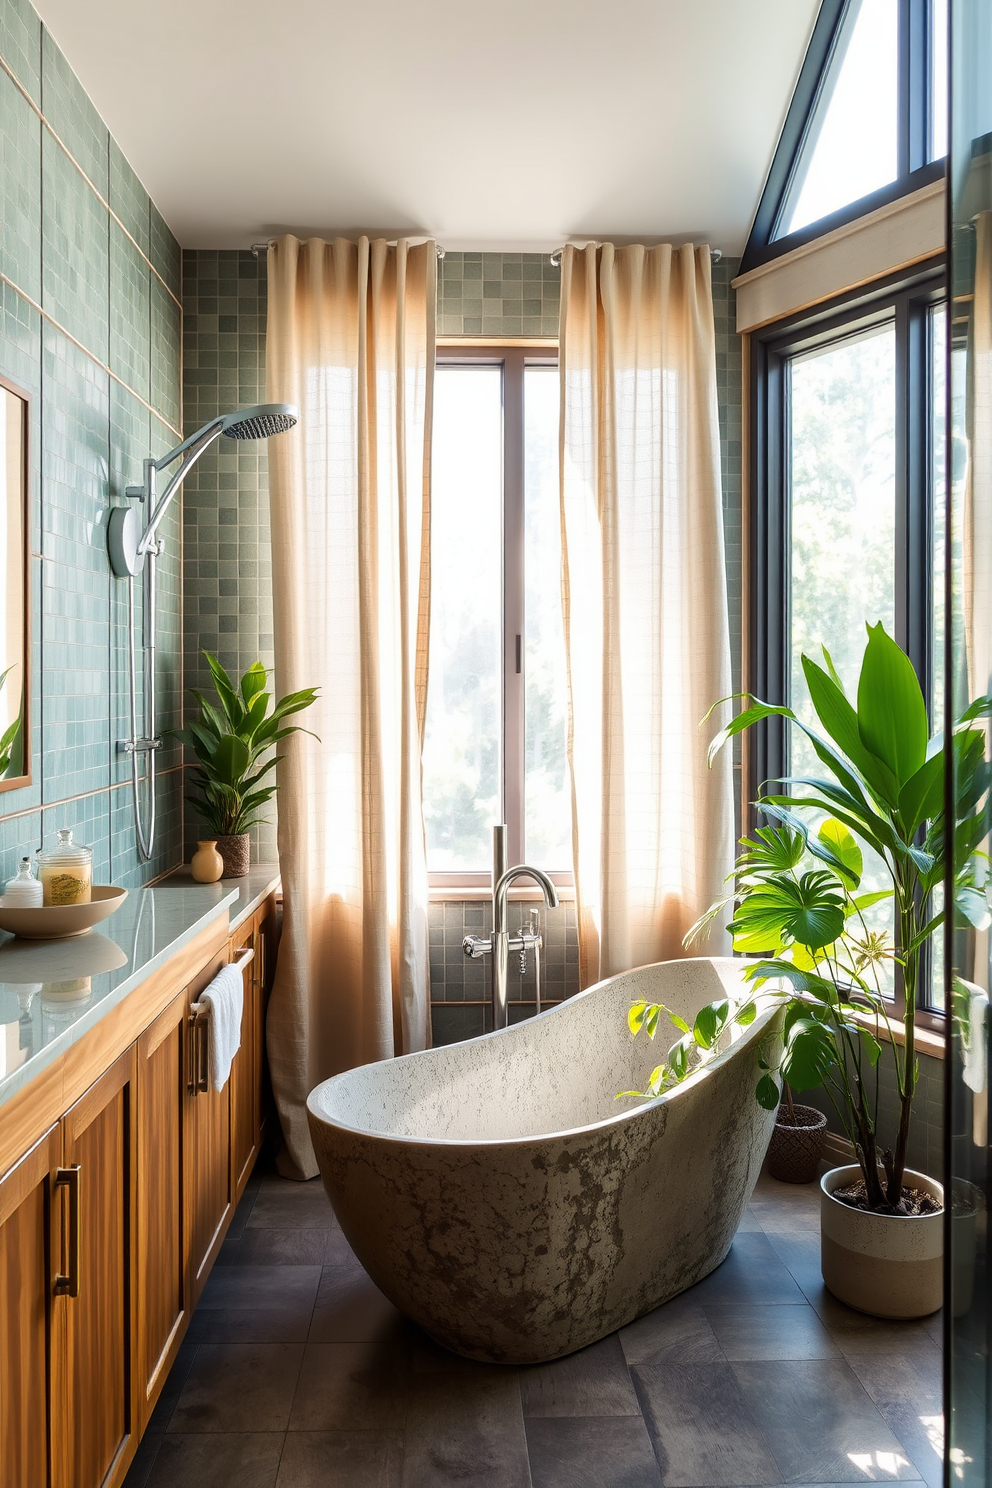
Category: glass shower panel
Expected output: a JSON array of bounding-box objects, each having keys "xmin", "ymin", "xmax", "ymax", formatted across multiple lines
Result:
[{"xmin": 947, "ymin": 3, "xmax": 992, "ymax": 1481}]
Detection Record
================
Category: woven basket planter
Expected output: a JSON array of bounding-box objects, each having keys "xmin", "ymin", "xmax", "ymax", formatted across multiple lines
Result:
[
  {"xmin": 767, "ymin": 1103, "xmax": 827, "ymax": 1184},
  {"xmin": 215, "ymin": 833, "xmax": 250, "ymax": 879}
]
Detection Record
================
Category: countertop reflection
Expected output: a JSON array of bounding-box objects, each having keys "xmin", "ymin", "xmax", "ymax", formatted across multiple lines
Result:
[{"xmin": 0, "ymin": 882, "xmax": 240, "ymax": 1110}]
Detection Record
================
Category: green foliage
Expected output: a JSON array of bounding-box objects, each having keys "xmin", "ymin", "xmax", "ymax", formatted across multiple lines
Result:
[
  {"xmin": 174, "ymin": 653, "xmax": 319, "ymax": 837},
  {"xmin": 0, "ymin": 665, "xmax": 22, "ymax": 777},
  {"xmin": 628, "ymin": 623, "xmax": 992, "ymax": 1214}
]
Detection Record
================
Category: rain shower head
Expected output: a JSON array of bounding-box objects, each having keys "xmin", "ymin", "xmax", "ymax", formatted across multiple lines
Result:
[{"xmin": 222, "ymin": 404, "xmax": 298, "ymax": 440}]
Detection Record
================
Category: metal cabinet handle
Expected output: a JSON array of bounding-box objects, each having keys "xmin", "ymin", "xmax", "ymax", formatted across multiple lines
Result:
[
  {"xmin": 54, "ymin": 1165, "xmax": 82, "ymax": 1298},
  {"xmin": 188, "ymin": 948, "xmax": 255, "ymax": 1095}
]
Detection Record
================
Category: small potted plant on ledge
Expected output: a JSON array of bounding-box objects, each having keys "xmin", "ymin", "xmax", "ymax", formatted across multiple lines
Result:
[
  {"xmin": 626, "ymin": 623, "xmax": 990, "ymax": 1318},
  {"xmin": 177, "ymin": 653, "xmax": 318, "ymax": 879}
]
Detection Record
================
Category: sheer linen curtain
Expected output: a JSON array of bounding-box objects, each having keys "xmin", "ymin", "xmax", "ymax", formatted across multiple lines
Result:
[
  {"xmin": 265, "ymin": 236, "xmax": 435, "ymax": 1179},
  {"xmin": 559, "ymin": 242, "xmax": 734, "ymax": 987}
]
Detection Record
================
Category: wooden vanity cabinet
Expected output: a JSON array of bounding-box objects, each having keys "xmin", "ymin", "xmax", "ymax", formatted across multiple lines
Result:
[{"xmin": 0, "ymin": 885, "xmax": 280, "ymax": 1488}]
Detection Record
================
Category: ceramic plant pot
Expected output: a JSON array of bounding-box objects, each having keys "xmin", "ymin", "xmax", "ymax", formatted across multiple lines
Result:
[
  {"xmin": 767, "ymin": 1103, "xmax": 827, "ymax": 1184},
  {"xmin": 214, "ymin": 833, "xmax": 250, "ymax": 879},
  {"xmin": 820, "ymin": 1164, "xmax": 943, "ymax": 1319},
  {"xmin": 190, "ymin": 840, "xmax": 224, "ymax": 883}
]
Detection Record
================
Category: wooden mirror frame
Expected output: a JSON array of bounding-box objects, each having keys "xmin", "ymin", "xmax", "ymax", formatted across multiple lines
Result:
[{"xmin": 0, "ymin": 372, "xmax": 31, "ymax": 794}]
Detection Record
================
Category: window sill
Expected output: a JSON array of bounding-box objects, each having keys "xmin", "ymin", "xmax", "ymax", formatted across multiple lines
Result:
[
  {"xmin": 847, "ymin": 1005, "xmax": 945, "ymax": 1061},
  {"xmin": 429, "ymin": 883, "xmax": 575, "ymax": 903}
]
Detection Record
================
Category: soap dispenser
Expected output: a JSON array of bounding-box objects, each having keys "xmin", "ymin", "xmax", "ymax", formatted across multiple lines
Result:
[{"xmin": 3, "ymin": 856, "xmax": 43, "ymax": 907}]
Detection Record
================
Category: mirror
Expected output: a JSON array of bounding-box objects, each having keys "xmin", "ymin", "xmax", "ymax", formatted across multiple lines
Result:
[{"xmin": 0, "ymin": 375, "xmax": 29, "ymax": 791}]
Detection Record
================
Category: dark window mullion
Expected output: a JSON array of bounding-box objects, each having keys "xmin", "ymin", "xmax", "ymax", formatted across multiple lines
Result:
[{"xmin": 900, "ymin": 0, "xmax": 930, "ymax": 177}]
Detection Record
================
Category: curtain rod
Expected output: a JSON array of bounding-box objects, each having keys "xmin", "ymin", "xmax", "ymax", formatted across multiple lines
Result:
[
  {"xmin": 249, "ymin": 240, "xmax": 722, "ymax": 266},
  {"xmin": 549, "ymin": 245, "xmax": 723, "ymax": 267},
  {"xmin": 250, "ymin": 240, "xmax": 445, "ymax": 258}
]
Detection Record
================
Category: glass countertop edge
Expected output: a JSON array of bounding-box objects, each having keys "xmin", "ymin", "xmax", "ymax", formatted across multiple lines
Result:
[{"xmin": 0, "ymin": 884, "xmax": 241, "ymax": 1113}]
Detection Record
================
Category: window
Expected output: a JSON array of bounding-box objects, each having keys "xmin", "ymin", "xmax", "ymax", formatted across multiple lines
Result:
[
  {"xmin": 741, "ymin": 0, "xmax": 948, "ymax": 272},
  {"xmin": 750, "ymin": 269, "xmax": 946, "ymax": 1019},
  {"xmin": 423, "ymin": 348, "xmax": 570, "ymax": 881}
]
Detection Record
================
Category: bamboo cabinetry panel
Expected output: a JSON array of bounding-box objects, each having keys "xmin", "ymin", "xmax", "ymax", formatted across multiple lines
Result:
[
  {"xmin": 186, "ymin": 948, "xmax": 234, "ymax": 1306},
  {"xmin": 135, "ymin": 989, "xmax": 188, "ymax": 1433},
  {"xmin": 57, "ymin": 1048, "xmax": 138, "ymax": 1488},
  {"xmin": 0, "ymin": 1125, "xmax": 60, "ymax": 1488}
]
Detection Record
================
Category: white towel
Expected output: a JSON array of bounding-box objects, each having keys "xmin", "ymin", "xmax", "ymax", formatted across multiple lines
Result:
[
  {"xmin": 961, "ymin": 978, "xmax": 989, "ymax": 1096},
  {"xmin": 199, "ymin": 962, "xmax": 244, "ymax": 1093}
]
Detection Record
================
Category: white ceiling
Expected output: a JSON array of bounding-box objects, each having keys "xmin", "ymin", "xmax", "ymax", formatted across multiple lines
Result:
[{"xmin": 33, "ymin": 0, "xmax": 820, "ymax": 254}]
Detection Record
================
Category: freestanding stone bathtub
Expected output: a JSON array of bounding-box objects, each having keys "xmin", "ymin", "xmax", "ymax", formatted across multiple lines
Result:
[{"xmin": 307, "ymin": 956, "xmax": 780, "ymax": 1364}]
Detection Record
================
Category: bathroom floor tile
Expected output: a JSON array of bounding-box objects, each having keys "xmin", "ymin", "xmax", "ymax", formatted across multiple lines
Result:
[
  {"xmin": 169, "ymin": 1343, "xmax": 304, "ymax": 1433},
  {"xmin": 248, "ymin": 1178, "xmax": 335, "ymax": 1229},
  {"xmin": 846, "ymin": 1353, "xmax": 944, "ymax": 1487},
  {"xmin": 308, "ymin": 1263, "xmax": 407, "ymax": 1344},
  {"xmin": 146, "ymin": 1340, "xmax": 198, "ymax": 1432},
  {"xmin": 526, "ymin": 1416, "xmax": 663, "ymax": 1487},
  {"xmin": 233, "ymin": 1228, "xmax": 329, "ymax": 1267},
  {"xmin": 288, "ymin": 1341, "xmax": 409, "ymax": 1431},
  {"xmin": 731, "ymin": 1358, "xmax": 919, "ymax": 1483},
  {"xmin": 686, "ymin": 1231, "xmax": 806, "ymax": 1308},
  {"xmin": 619, "ymin": 1294, "xmax": 725, "ymax": 1367},
  {"xmin": 275, "ymin": 1430, "xmax": 404, "ymax": 1487},
  {"xmin": 198, "ymin": 1264, "xmax": 322, "ymax": 1312},
  {"xmin": 702, "ymin": 1302, "xmax": 840, "ymax": 1361},
  {"xmin": 403, "ymin": 1366, "xmax": 530, "ymax": 1488},
  {"xmin": 632, "ymin": 1361, "xmax": 781, "ymax": 1487},
  {"xmin": 144, "ymin": 1432, "xmax": 285, "ymax": 1488},
  {"xmin": 521, "ymin": 1335, "xmax": 640, "ymax": 1416},
  {"xmin": 187, "ymin": 1306, "xmax": 314, "ymax": 1345}
]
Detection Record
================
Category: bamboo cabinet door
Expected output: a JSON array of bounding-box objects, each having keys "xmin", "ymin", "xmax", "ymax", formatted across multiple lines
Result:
[
  {"xmin": 0, "ymin": 1125, "xmax": 60, "ymax": 1488},
  {"xmin": 56, "ymin": 1047, "xmax": 138, "ymax": 1488},
  {"xmin": 230, "ymin": 920, "xmax": 259, "ymax": 1202},
  {"xmin": 135, "ymin": 989, "xmax": 188, "ymax": 1432},
  {"xmin": 186, "ymin": 950, "xmax": 233, "ymax": 1305}
]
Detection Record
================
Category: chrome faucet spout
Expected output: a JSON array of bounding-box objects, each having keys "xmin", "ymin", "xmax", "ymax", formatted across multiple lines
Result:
[{"xmin": 491, "ymin": 865, "xmax": 559, "ymax": 1032}]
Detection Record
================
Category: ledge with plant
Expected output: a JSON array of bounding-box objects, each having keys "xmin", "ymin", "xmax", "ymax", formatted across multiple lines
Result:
[
  {"xmin": 625, "ymin": 623, "xmax": 990, "ymax": 1317},
  {"xmin": 176, "ymin": 653, "xmax": 318, "ymax": 879}
]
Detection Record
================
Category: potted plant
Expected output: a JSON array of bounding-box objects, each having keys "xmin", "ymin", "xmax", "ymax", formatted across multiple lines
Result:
[
  {"xmin": 765, "ymin": 1083, "xmax": 827, "ymax": 1185},
  {"xmin": 176, "ymin": 653, "xmax": 318, "ymax": 878},
  {"xmin": 627, "ymin": 623, "xmax": 990, "ymax": 1318}
]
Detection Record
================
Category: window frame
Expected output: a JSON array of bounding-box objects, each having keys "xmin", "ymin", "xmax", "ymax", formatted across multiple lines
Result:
[
  {"xmin": 747, "ymin": 257, "xmax": 947, "ymax": 1025},
  {"xmin": 429, "ymin": 341, "xmax": 570, "ymax": 893},
  {"xmin": 740, "ymin": 0, "xmax": 947, "ymax": 275}
]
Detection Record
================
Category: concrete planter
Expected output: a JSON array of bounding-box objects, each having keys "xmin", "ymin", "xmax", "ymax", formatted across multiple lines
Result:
[{"xmin": 820, "ymin": 1164, "xmax": 943, "ymax": 1319}]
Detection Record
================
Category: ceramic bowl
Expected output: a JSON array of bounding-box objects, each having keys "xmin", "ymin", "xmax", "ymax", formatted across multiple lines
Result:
[{"xmin": 0, "ymin": 885, "xmax": 128, "ymax": 940}]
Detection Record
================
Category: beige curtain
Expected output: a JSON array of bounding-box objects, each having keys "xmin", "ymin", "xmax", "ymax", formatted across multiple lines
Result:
[
  {"xmin": 264, "ymin": 236, "xmax": 435, "ymax": 1179},
  {"xmin": 559, "ymin": 243, "xmax": 734, "ymax": 987}
]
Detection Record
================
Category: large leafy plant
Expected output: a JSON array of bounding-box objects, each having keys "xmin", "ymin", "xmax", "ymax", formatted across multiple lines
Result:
[
  {"xmin": 0, "ymin": 666, "xmax": 22, "ymax": 776},
  {"xmin": 627, "ymin": 624, "xmax": 990, "ymax": 1213},
  {"xmin": 176, "ymin": 653, "xmax": 318, "ymax": 837}
]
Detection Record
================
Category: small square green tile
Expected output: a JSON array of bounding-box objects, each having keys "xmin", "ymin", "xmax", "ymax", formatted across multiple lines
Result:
[
  {"xmin": 110, "ymin": 220, "xmax": 150, "ymax": 399},
  {"xmin": 42, "ymin": 129, "xmax": 109, "ymax": 363},
  {"xmin": 41, "ymin": 27, "xmax": 107, "ymax": 194},
  {"xmin": 150, "ymin": 271, "xmax": 181, "ymax": 431},
  {"xmin": 109, "ymin": 137, "xmax": 149, "ymax": 255},
  {"xmin": 0, "ymin": 0, "xmax": 41, "ymax": 104},
  {"xmin": 0, "ymin": 65, "xmax": 41, "ymax": 302}
]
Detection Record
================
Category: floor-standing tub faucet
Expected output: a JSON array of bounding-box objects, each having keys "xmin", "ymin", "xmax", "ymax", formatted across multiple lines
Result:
[{"xmin": 464, "ymin": 825, "xmax": 559, "ymax": 1031}]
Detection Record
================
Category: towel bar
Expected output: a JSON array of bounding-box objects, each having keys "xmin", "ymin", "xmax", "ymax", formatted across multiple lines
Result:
[{"xmin": 188, "ymin": 946, "xmax": 256, "ymax": 1094}]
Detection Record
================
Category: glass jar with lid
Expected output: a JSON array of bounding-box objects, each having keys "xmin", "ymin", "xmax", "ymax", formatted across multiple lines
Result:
[{"xmin": 37, "ymin": 828, "xmax": 93, "ymax": 906}]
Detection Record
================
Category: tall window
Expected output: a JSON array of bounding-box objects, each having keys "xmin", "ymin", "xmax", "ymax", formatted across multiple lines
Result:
[
  {"xmin": 743, "ymin": 0, "xmax": 948, "ymax": 271},
  {"xmin": 751, "ymin": 273, "xmax": 946, "ymax": 1018},
  {"xmin": 423, "ymin": 349, "xmax": 570, "ymax": 879}
]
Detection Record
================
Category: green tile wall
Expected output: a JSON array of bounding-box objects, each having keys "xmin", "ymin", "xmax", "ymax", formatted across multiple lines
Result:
[
  {"xmin": 438, "ymin": 251, "xmax": 560, "ymax": 337},
  {"xmin": 0, "ymin": 14, "xmax": 184, "ymax": 892}
]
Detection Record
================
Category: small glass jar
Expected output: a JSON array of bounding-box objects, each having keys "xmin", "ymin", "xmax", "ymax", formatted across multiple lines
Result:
[{"xmin": 37, "ymin": 829, "xmax": 93, "ymax": 906}]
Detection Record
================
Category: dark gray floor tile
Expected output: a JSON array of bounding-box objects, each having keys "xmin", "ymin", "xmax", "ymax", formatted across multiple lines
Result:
[
  {"xmin": 686, "ymin": 1232, "xmax": 805, "ymax": 1307},
  {"xmin": 169, "ymin": 1343, "xmax": 304, "ymax": 1433},
  {"xmin": 808, "ymin": 1288, "xmax": 939, "ymax": 1357},
  {"xmin": 225, "ymin": 1191, "xmax": 258, "ymax": 1241},
  {"xmin": 187, "ymin": 1306, "xmax": 314, "ymax": 1344},
  {"xmin": 526, "ymin": 1416, "xmax": 662, "ymax": 1488},
  {"xmin": 632, "ymin": 1361, "xmax": 781, "ymax": 1486},
  {"xmin": 248, "ymin": 1179, "xmax": 335, "ymax": 1229},
  {"xmin": 732, "ymin": 1358, "xmax": 919, "ymax": 1483},
  {"xmin": 764, "ymin": 1231, "xmax": 823, "ymax": 1295},
  {"xmin": 147, "ymin": 1340, "xmax": 199, "ymax": 1431},
  {"xmin": 122, "ymin": 1430, "xmax": 163, "ymax": 1487},
  {"xmin": 234, "ymin": 1229, "xmax": 329, "ymax": 1266},
  {"xmin": 276, "ymin": 1431, "xmax": 404, "ymax": 1487},
  {"xmin": 703, "ymin": 1303, "xmax": 840, "ymax": 1361},
  {"xmin": 289, "ymin": 1341, "xmax": 409, "ymax": 1431},
  {"xmin": 750, "ymin": 1175, "xmax": 821, "ymax": 1233},
  {"xmin": 145, "ymin": 1432, "xmax": 284, "ymax": 1488},
  {"xmin": 521, "ymin": 1335, "xmax": 640, "ymax": 1416},
  {"xmin": 736, "ymin": 1208, "xmax": 763, "ymax": 1233},
  {"xmin": 215, "ymin": 1237, "xmax": 242, "ymax": 1265},
  {"xmin": 403, "ymin": 1366, "xmax": 530, "ymax": 1488},
  {"xmin": 620, "ymin": 1293, "xmax": 725, "ymax": 1367},
  {"xmin": 324, "ymin": 1224, "xmax": 362, "ymax": 1266},
  {"xmin": 309, "ymin": 1264, "xmax": 406, "ymax": 1344},
  {"xmin": 198, "ymin": 1264, "xmax": 321, "ymax": 1311},
  {"xmin": 847, "ymin": 1353, "xmax": 944, "ymax": 1487}
]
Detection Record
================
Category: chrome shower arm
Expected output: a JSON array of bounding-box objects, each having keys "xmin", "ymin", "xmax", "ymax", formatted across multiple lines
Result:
[{"xmin": 137, "ymin": 418, "xmax": 226, "ymax": 554}]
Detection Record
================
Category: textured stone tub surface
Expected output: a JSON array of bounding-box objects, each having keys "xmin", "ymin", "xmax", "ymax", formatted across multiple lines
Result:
[{"xmin": 308, "ymin": 957, "xmax": 780, "ymax": 1363}]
